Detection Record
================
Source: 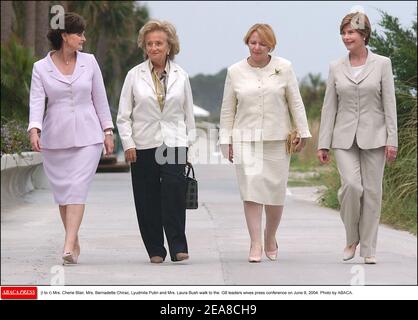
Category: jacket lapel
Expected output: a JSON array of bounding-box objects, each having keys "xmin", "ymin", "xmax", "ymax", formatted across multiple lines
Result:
[
  {"xmin": 342, "ymin": 55, "xmax": 357, "ymax": 84},
  {"xmin": 356, "ymin": 51, "xmax": 376, "ymax": 84},
  {"xmin": 342, "ymin": 50, "xmax": 376, "ymax": 84},
  {"xmin": 46, "ymin": 51, "xmax": 70, "ymax": 84},
  {"xmin": 166, "ymin": 64, "xmax": 178, "ymax": 91},
  {"xmin": 46, "ymin": 51, "xmax": 86, "ymax": 84},
  {"xmin": 70, "ymin": 51, "xmax": 86, "ymax": 83},
  {"xmin": 139, "ymin": 61, "xmax": 156, "ymax": 93}
]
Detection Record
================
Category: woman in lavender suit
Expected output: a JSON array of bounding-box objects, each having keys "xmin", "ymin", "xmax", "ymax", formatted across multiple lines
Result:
[{"xmin": 28, "ymin": 13, "xmax": 114, "ymax": 265}]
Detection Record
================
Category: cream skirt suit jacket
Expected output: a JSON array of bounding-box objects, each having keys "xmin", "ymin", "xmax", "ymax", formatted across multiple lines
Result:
[
  {"xmin": 318, "ymin": 50, "xmax": 397, "ymax": 257},
  {"xmin": 220, "ymin": 56, "xmax": 311, "ymax": 205}
]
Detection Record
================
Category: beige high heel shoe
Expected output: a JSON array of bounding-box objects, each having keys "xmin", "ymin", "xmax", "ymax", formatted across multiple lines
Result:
[
  {"xmin": 364, "ymin": 256, "xmax": 377, "ymax": 264},
  {"xmin": 343, "ymin": 242, "xmax": 358, "ymax": 261},
  {"xmin": 62, "ymin": 252, "xmax": 77, "ymax": 265},
  {"xmin": 73, "ymin": 242, "xmax": 80, "ymax": 264},
  {"xmin": 248, "ymin": 244, "xmax": 262, "ymax": 263},
  {"xmin": 264, "ymin": 230, "xmax": 278, "ymax": 261}
]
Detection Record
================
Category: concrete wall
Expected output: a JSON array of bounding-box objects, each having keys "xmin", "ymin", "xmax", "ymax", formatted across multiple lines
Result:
[{"xmin": 1, "ymin": 152, "xmax": 49, "ymax": 210}]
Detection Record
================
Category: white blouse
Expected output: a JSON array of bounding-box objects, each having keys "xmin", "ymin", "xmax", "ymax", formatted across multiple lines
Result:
[{"xmin": 350, "ymin": 64, "xmax": 365, "ymax": 79}]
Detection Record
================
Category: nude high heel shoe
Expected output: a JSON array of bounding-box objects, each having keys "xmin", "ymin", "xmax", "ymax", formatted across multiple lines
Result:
[
  {"xmin": 73, "ymin": 242, "xmax": 80, "ymax": 264},
  {"xmin": 248, "ymin": 244, "xmax": 262, "ymax": 263},
  {"xmin": 264, "ymin": 230, "xmax": 278, "ymax": 261},
  {"xmin": 62, "ymin": 252, "xmax": 77, "ymax": 265},
  {"xmin": 364, "ymin": 256, "xmax": 377, "ymax": 264},
  {"xmin": 343, "ymin": 242, "xmax": 358, "ymax": 261}
]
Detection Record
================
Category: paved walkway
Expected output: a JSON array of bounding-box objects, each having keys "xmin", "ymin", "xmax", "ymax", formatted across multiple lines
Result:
[{"xmin": 1, "ymin": 164, "xmax": 416, "ymax": 285}]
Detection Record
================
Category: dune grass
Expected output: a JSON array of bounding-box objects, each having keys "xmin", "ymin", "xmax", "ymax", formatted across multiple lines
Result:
[{"xmin": 290, "ymin": 110, "xmax": 417, "ymax": 235}]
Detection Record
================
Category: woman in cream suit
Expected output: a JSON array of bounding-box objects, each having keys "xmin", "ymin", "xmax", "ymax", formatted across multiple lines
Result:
[
  {"xmin": 28, "ymin": 13, "xmax": 114, "ymax": 265},
  {"xmin": 318, "ymin": 13, "xmax": 398, "ymax": 264},
  {"xmin": 117, "ymin": 20, "xmax": 195, "ymax": 264},
  {"xmin": 220, "ymin": 24, "xmax": 311, "ymax": 263}
]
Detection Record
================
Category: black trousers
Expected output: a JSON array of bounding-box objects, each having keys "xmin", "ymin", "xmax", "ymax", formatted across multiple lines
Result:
[{"xmin": 130, "ymin": 144, "xmax": 188, "ymax": 261}]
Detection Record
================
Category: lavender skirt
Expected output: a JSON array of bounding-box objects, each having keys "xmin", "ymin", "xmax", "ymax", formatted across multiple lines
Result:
[{"xmin": 42, "ymin": 144, "xmax": 103, "ymax": 205}]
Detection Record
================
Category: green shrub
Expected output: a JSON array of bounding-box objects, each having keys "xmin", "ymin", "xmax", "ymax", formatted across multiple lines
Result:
[
  {"xmin": 318, "ymin": 157, "xmax": 340, "ymax": 210},
  {"xmin": 381, "ymin": 96, "xmax": 417, "ymax": 234},
  {"xmin": 0, "ymin": 118, "xmax": 32, "ymax": 156},
  {"xmin": 1, "ymin": 36, "xmax": 36, "ymax": 122}
]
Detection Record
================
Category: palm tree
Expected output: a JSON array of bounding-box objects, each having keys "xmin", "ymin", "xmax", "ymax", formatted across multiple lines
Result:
[
  {"xmin": 60, "ymin": 1, "xmax": 69, "ymax": 11},
  {"xmin": 35, "ymin": 1, "xmax": 50, "ymax": 58},
  {"xmin": 1, "ymin": 1, "xmax": 13, "ymax": 44},
  {"xmin": 68, "ymin": 1, "xmax": 149, "ymax": 109},
  {"xmin": 308, "ymin": 73, "xmax": 323, "ymax": 93},
  {"xmin": 69, "ymin": 1, "xmax": 137, "ymax": 65},
  {"xmin": 23, "ymin": 1, "xmax": 36, "ymax": 52}
]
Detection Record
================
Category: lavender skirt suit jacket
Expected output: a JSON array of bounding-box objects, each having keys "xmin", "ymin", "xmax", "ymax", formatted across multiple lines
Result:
[{"xmin": 28, "ymin": 51, "xmax": 114, "ymax": 205}]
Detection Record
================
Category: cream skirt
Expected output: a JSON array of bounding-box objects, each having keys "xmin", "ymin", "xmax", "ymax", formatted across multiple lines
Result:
[{"xmin": 233, "ymin": 140, "xmax": 290, "ymax": 205}]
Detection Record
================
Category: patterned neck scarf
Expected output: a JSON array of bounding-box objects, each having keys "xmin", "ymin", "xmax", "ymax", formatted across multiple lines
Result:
[{"xmin": 150, "ymin": 60, "xmax": 169, "ymax": 112}]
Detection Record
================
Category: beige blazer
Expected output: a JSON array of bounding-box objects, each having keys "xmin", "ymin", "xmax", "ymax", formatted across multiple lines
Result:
[
  {"xmin": 117, "ymin": 60, "xmax": 195, "ymax": 151},
  {"xmin": 219, "ymin": 56, "xmax": 311, "ymax": 144},
  {"xmin": 318, "ymin": 51, "xmax": 397, "ymax": 150}
]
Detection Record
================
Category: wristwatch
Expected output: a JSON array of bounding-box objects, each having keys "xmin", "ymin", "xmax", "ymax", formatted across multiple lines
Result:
[{"xmin": 104, "ymin": 130, "xmax": 113, "ymax": 136}]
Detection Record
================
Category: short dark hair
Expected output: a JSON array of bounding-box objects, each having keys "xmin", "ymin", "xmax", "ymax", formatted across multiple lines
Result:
[{"xmin": 47, "ymin": 12, "xmax": 86, "ymax": 50}]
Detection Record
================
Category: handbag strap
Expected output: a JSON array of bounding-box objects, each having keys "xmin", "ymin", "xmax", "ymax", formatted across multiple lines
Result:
[{"xmin": 185, "ymin": 163, "xmax": 195, "ymax": 179}]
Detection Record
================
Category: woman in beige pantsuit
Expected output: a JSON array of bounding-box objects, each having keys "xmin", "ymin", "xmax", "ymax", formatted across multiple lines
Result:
[
  {"xmin": 220, "ymin": 24, "xmax": 311, "ymax": 263},
  {"xmin": 317, "ymin": 13, "xmax": 398, "ymax": 264}
]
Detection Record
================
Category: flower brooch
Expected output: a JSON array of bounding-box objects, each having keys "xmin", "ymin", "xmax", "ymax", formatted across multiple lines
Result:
[{"xmin": 270, "ymin": 68, "xmax": 281, "ymax": 77}]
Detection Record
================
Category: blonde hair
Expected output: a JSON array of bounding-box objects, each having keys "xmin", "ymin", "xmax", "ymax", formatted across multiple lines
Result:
[
  {"xmin": 137, "ymin": 20, "xmax": 180, "ymax": 60},
  {"xmin": 340, "ymin": 12, "xmax": 371, "ymax": 45},
  {"xmin": 243, "ymin": 23, "xmax": 277, "ymax": 52}
]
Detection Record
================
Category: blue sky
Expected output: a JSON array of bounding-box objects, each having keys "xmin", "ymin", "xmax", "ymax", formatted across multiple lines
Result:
[{"xmin": 142, "ymin": 1, "xmax": 416, "ymax": 80}]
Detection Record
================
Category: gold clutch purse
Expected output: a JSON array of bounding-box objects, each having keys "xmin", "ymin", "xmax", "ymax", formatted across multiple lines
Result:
[{"xmin": 286, "ymin": 129, "xmax": 299, "ymax": 155}]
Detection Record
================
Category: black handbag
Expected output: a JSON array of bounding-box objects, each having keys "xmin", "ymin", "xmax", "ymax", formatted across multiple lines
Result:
[{"xmin": 185, "ymin": 163, "xmax": 198, "ymax": 209}]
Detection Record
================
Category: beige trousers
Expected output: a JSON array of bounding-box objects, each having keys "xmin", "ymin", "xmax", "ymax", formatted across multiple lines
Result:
[{"xmin": 334, "ymin": 139, "xmax": 386, "ymax": 257}]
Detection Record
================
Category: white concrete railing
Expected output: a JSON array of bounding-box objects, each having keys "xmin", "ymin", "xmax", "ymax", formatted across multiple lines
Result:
[{"xmin": 1, "ymin": 152, "xmax": 49, "ymax": 209}]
